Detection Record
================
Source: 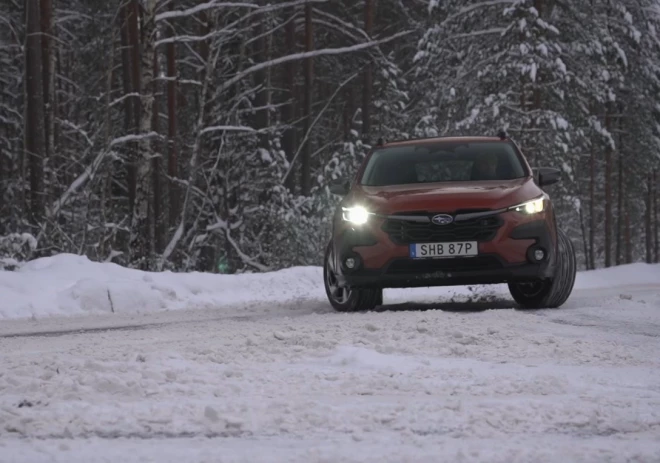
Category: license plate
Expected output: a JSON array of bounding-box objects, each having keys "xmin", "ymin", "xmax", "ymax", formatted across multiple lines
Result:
[{"xmin": 409, "ymin": 241, "xmax": 478, "ymax": 258}]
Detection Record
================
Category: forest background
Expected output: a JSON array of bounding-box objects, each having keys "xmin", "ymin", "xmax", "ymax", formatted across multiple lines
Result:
[{"xmin": 1, "ymin": 0, "xmax": 659, "ymax": 273}]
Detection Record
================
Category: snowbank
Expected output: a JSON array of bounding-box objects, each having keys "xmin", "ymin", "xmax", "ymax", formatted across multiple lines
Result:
[
  {"xmin": 572, "ymin": 262, "xmax": 660, "ymax": 289},
  {"xmin": 1, "ymin": 253, "xmax": 658, "ymax": 320},
  {"xmin": 0, "ymin": 254, "xmax": 324, "ymax": 320}
]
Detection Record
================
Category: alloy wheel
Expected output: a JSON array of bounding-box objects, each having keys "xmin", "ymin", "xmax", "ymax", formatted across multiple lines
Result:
[{"xmin": 325, "ymin": 252, "xmax": 351, "ymax": 304}]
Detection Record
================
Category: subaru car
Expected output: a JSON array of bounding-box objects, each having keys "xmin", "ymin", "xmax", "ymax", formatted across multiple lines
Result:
[{"xmin": 324, "ymin": 133, "xmax": 576, "ymax": 311}]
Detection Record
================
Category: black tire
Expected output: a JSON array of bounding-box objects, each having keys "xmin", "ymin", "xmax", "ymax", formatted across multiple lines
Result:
[
  {"xmin": 323, "ymin": 242, "xmax": 381, "ymax": 312},
  {"xmin": 374, "ymin": 289, "xmax": 384, "ymax": 307},
  {"xmin": 508, "ymin": 228, "xmax": 577, "ymax": 309}
]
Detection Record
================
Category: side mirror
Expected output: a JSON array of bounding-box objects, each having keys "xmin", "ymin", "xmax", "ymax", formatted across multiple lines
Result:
[
  {"xmin": 329, "ymin": 179, "xmax": 350, "ymax": 195},
  {"xmin": 535, "ymin": 167, "xmax": 561, "ymax": 187}
]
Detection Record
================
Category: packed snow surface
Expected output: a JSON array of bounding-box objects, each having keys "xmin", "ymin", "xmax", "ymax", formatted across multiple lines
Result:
[{"xmin": 1, "ymin": 255, "xmax": 659, "ymax": 462}]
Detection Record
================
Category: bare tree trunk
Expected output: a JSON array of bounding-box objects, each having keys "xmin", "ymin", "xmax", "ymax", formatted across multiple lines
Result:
[
  {"xmin": 127, "ymin": 0, "xmax": 142, "ymax": 215},
  {"xmin": 99, "ymin": 28, "xmax": 117, "ymax": 260},
  {"xmin": 589, "ymin": 136, "xmax": 596, "ymax": 269},
  {"xmin": 654, "ymin": 169, "xmax": 659, "ymax": 263},
  {"xmin": 40, "ymin": 0, "xmax": 55, "ymax": 203},
  {"xmin": 616, "ymin": 127, "xmax": 623, "ymax": 266},
  {"xmin": 118, "ymin": 4, "xmax": 135, "ymax": 204},
  {"xmin": 646, "ymin": 173, "xmax": 653, "ymax": 263},
  {"xmin": 266, "ymin": 26, "xmax": 273, "ymax": 147},
  {"xmin": 282, "ymin": 8, "xmax": 297, "ymax": 191},
  {"xmin": 604, "ymin": 104, "xmax": 612, "ymax": 268},
  {"xmin": 54, "ymin": 46, "xmax": 62, "ymax": 149},
  {"xmin": 625, "ymin": 205, "xmax": 632, "ymax": 264},
  {"xmin": 199, "ymin": 11, "xmax": 209, "ymax": 73},
  {"xmin": 653, "ymin": 168, "xmax": 659, "ymax": 263},
  {"xmin": 197, "ymin": 9, "xmax": 217, "ymax": 272},
  {"xmin": 159, "ymin": 35, "xmax": 220, "ymax": 270},
  {"xmin": 165, "ymin": 7, "xmax": 179, "ymax": 228},
  {"xmin": 0, "ymin": 128, "xmax": 5, "ymax": 222},
  {"xmin": 362, "ymin": 0, "xmax": 374, "ymax": 141},
  {"xmin": 197, "ymin": 9, "xmax": 210, "ymax": 138},
  {"xmin": 252, "ymin": 16, "xmax": 268, "ymax": 149},
  {"xmin": 58, "ymin": 48, "xmax": 68, "ymax": 122},
  {"xmin": 152, "ymin": 49, "xmax": 163, "ymax": 254},
  {"xmin": 130, "ymin": 0, "xmax": 156, "ymax": 269},
  {"xmin": 25, "ymin": 0, "xmax": 46, "ymax": 225},
  {"xmin": 527, "ymin": 85, "xmax": 542, "ymax": 167},
  {"xmin": 343, "ymin": 87, "xmax": 352, "ymax": 141},
  {"xmin": 301, "ymin": 2, "xmax": 313, "ymax": 195}
]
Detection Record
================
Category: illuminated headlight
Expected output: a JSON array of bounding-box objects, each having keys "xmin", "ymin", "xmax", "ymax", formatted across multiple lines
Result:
[
  {"xmin": 342, "ymin": 206, "xmax": 370, "ymax": 225},
  {"xmin": 510, "ymin": 197, "xmax": 545, "ymax": 214}
]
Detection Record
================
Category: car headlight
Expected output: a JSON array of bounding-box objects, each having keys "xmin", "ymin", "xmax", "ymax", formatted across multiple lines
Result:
[
  {"xmin": 509, "ymin": 197, "xmax": 545, "ymax": 214},
  {"xmin": 342, "ymin": 206, "xmax": 370, "ymax": 225}
]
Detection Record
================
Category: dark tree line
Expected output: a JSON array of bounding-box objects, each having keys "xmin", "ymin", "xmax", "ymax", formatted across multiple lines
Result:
[{"xmin": 0, "ymin": 0, "xmax": 658, "ymax": 272}]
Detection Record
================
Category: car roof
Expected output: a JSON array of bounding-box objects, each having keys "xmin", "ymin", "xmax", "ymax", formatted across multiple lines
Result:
[{"xmin": 380, "ymin": 136, "xmax": 507, "ymax": 148}]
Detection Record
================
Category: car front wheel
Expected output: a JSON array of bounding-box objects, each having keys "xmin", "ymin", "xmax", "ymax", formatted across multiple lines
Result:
[
  {"xmin": 323, "ymin": 242, "xmax": 381, "ymax": 312},
  {"xmin": 508, "ymin": 228, "xmax": 577, "ymax": 309}
]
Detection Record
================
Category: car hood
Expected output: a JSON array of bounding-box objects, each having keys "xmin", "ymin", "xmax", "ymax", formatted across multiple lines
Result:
[{"xmin": 350, "ymin": 178, "xmax": 541, "ymax": 214}]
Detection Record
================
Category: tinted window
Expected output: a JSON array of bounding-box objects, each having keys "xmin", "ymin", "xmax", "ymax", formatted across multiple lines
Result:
[{"xmin": 360, "ymin": 142, "xmax": 527, "ymax": 186}]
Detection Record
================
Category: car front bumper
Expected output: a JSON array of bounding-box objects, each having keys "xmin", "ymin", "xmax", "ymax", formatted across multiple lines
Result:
[
  {"xmin": 338, "ymin": 255, "xmax": 555, "ymax": 289},
  {"xmin": 333, "ymin": 214, "xmax": 557, "ymax": 289}
]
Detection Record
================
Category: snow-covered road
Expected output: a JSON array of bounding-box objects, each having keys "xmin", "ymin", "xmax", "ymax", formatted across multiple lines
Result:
[{"xmin": 1, "ymin": 257, "xmax": 660, "ymax": 462}]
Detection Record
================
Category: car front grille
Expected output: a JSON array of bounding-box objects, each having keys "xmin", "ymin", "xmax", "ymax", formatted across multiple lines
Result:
[
  {"xmin": 384, "ymin": 256, "xmax": 503, "ymax": 275},
  {"xmin": 381, "ymin": 211, "xmax": 502, "ymax": 245}
]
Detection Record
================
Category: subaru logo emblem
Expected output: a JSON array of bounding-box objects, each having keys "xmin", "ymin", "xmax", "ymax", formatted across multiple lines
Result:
[{"xmin": 431, "ymin": 214, "xmax": 453, "ymax": 225}]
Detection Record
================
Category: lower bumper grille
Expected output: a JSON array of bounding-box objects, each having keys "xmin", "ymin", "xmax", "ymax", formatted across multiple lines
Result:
[{"xmin": 384, "ymin": 256, "xmax": 503, "ymax": 275}]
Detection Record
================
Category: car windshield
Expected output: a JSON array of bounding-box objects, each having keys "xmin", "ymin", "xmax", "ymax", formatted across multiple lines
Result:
[{"xmin": 360, "ymin": 141, "xmax": 527, "ymax": 186}]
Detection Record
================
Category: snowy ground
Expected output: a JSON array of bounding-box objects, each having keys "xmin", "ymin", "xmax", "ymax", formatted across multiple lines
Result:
[{"xmin": 1, "ymin": 256, "xmax": 660, "ymax": 462}]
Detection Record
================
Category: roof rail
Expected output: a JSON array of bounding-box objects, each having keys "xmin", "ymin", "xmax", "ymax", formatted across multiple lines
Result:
[
  {"xmin": 374, "ymin": 133, "xmax": 510, "ymax": 146},
  {"xmin": 377, "ymin": 134, "xmax": 444, "ymax": 145}
]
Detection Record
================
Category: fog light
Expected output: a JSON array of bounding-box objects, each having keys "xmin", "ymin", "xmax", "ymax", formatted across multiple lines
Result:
[
  {"xmin": 534, "ymin": 249, "xmax": 545, "ymax": 261},
  {"xmin": 345, "ymin": 257, "xmax": 356, "ymax": 269}
]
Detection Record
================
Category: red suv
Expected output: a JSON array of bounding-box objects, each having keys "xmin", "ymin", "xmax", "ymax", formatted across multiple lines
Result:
[{"xmin": 324, "ymin": 133, "xmax": 576, "ymax": 311}]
